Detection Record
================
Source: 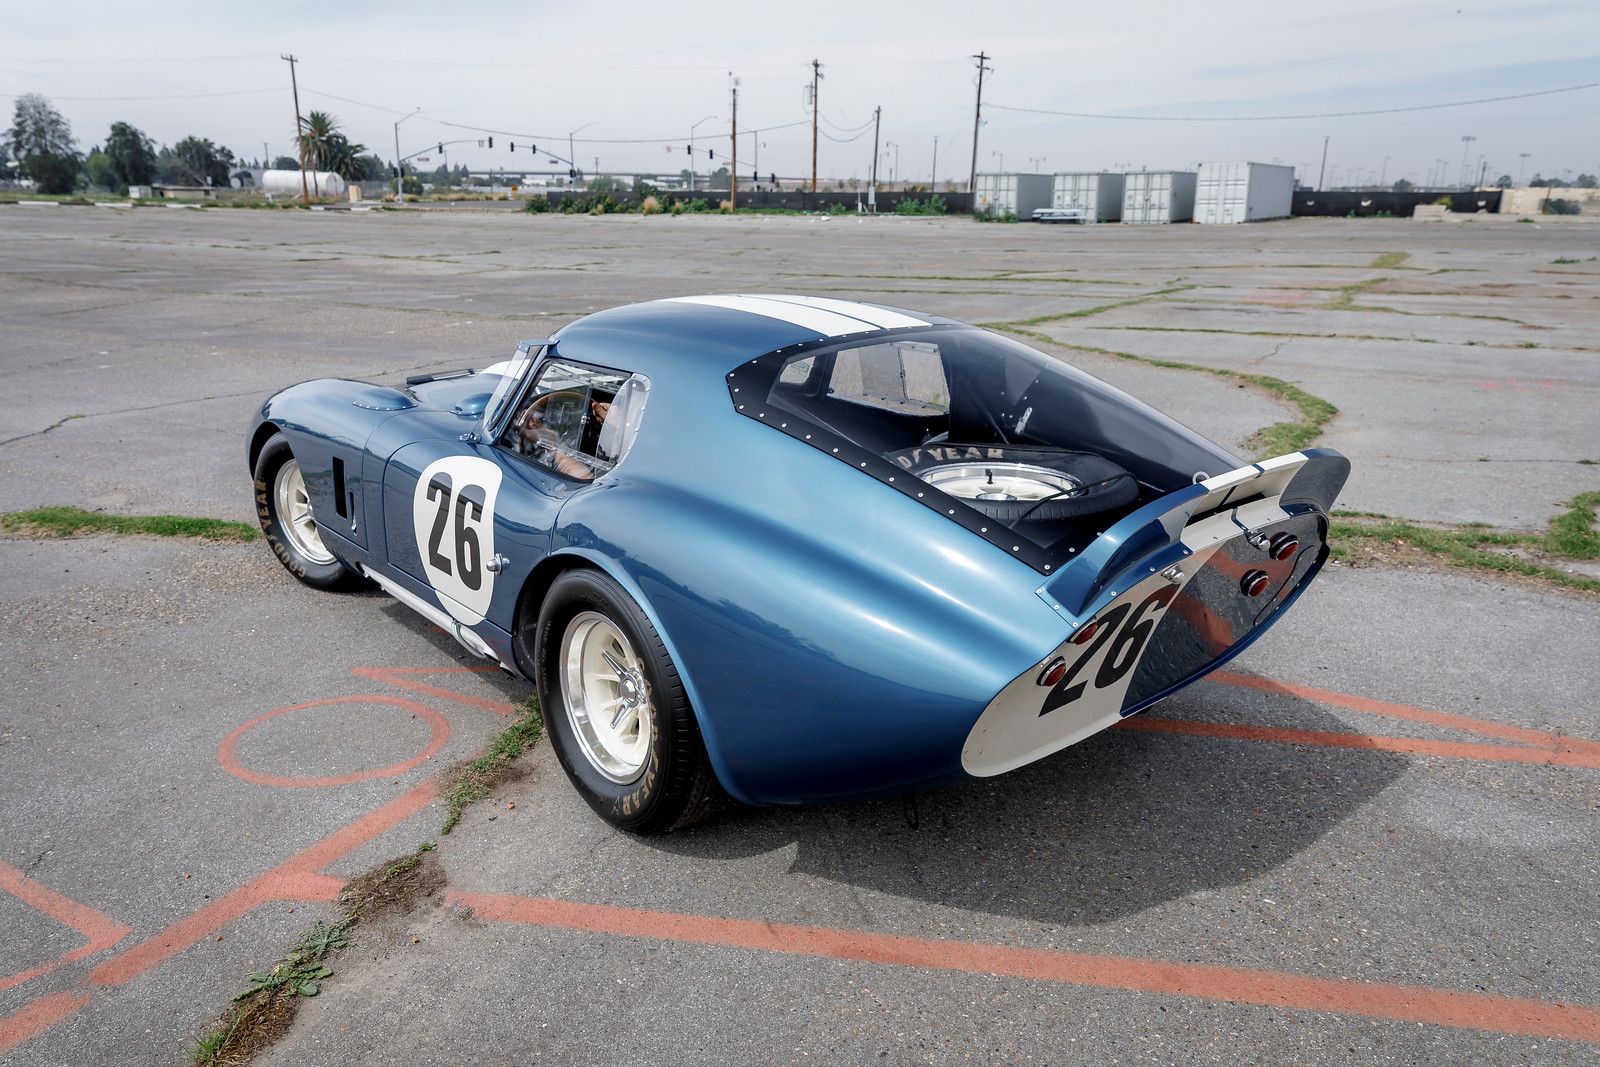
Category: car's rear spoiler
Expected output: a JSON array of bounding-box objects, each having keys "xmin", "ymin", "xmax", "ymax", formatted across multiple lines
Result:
[{"xmin": 1038, "ymin": 448, "xmax": 1350, "ymax": 619}]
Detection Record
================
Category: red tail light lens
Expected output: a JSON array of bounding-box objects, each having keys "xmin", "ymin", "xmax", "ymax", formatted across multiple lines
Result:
[
  {"xmin": 1241, "ymin": 570, "xmax": 1271, "ymax": 597},
  {"xmin": 1038, "ymin": 658, "xmax": 1068, "ymax": 687},
  {"xmin": 1269, "ymin": 532, "xmax": 1300, "ymax": 561},
  {"xmin": 1071, "ymin": 620, "xmax": 1101, "ymax": 645}
]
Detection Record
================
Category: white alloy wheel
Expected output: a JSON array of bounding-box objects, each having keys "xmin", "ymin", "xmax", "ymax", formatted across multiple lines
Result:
[
  {"xmin": 559, "ymin": 611, "xmax": 653, "ymax": 784},
  {"xmin": 272, "ymin": 459, "xmax": 336, "ymax": 565}
]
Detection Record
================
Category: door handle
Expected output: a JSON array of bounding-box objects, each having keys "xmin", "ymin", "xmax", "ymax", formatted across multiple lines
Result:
[{"xmin": 485, "ymin": 553, "xmax": 510, "ymax": 574}]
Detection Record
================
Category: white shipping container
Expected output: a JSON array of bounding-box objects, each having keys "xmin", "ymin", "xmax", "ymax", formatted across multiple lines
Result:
[
  {"xmin": 1195, "ymin": 162, "xmax": 1295, "ymax": 224},
  {"xmin": 261, "ymin": 169, "xmax": 347, "ymax": 199},
  {"xmin": 1051, "ymin": 173, "xmax": 1124, "ymax": 222},
  {"xmin": 974, "ymin": 173, "xmax": 1053, "ymax": 218},
  {"xmin": 1121, "ymin": 171, "xmax": 1197, "ymax": 224}
]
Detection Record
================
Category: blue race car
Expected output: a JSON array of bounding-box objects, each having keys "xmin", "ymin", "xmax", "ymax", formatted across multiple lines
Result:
[{"xmin": 249, "ymin": 295, "xmax": 1348, "ymax": 832}]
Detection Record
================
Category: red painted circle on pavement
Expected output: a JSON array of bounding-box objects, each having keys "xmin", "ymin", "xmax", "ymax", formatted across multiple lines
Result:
[{"xmin": 218, "ymin": 695, "xmax": 450, "ymax": 788}]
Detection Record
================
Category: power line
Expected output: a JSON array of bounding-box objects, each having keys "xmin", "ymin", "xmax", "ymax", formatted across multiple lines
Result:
[
  {"xmin": 0, "ymin": 87, "xmax": 282, "ymax": 101},
  {"xmin": 988, "ymin": 80, "xmax": 1600, "ymax": 122},
  {"xmin": 301, "ymin": 88, "xmax": 806, "ymax": 144}
]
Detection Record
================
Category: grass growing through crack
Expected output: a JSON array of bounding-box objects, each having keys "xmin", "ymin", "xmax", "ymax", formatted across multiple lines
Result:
[
  {"xmin": 441, "ymin": 697, "xmax": 544, "ymax": 834},
  {"xmin": 1369, "ymin": 251, "xmax": 1411, "ymax": 269},
  {"xmin": 1331, "ymin": 491, "xmax": 1600, "ymax": 593},
  {"xmin": 189, "ymin": 844, "xmax": 443, "ymax": 1066},
  {"xmin": 1, "ymin": 506, "xmax": 259, "ymax": 542}
]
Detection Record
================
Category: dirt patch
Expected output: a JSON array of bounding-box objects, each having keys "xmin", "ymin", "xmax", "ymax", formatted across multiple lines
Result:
[
  {"xmin": 192, "ymin": 995, "xmax": 300, "ymax": 1067},
  {"xmin": 342, "ymin": 849, "xmax": 447, "ymax": 927}
]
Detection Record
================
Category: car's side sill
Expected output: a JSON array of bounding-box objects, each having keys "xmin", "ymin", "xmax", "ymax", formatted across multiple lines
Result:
[{"xmin": 360, "ymin": 565, "xmax": 510, "ymax": 670}]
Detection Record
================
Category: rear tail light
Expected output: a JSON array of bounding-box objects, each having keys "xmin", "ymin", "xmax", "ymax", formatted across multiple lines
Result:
[
  {"xmin": 1038, "ymin": 658, "xmax": 1068, "ymax": 687},
  {"xmin": 1241, "ymin": 570, "xmax": 1271, "ymax": 597},
  {"xmin": 1071, "ymin": 620, "xmax": 1102, "ymax": 645},
  {"xmin": 1269, "ymin": 532, "xmax": 1300, "ymax": 561}
]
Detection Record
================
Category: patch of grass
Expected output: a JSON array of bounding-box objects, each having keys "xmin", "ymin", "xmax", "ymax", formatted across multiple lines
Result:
[
  {"xmin": 2, "ymin": 506, "xmax": 260, "ymax": 542},
  {"xmin": 191, "ymin": 842, "xmax": 445, "ymax": 1066},
  {"xmin": 1370, "ymin": 251, "xmax": 1411, "ymax": 269},
  {"xmin": 1552, "ymin": 257, "xmax": 1581, "ymax": 264},
  {"xmin": 1330, "ymin": 492, "xmax": 1600, "ymax": 593},
  {"xmin": 441, "ymin": 697, "xmax": 544, "ymax": 834},
  {"xmin": 1325, "ymin": 275, "xmax": 1391, "ymax": 310}
]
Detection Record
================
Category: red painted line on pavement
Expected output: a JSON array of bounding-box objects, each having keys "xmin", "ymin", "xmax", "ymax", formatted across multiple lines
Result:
[
  {"xmin": 89, "ymin": 780, "xmax": 436, "ymax": 988},
  {"xmin": 447, "ymin": 891, "xmax": 1600, "ymax": 1045},
  {"xmin": 1123, "ymin": 716, "xmax": 1600, "ymax": 770},
  {"xmin": 0, "ymin": 862, "xmax": 132, "ymax": 993},
  {"xmin": 354, "ymin": 666, "xmax": 516, "ymax": 715},
  {"xmin": 1210, "ymin": 671, "xmax": 1600, "ymax": 759},
  {"xmin": 218, "ymin": 695, "xmax": 451, "ymax": 788},
  {"xmin": 0, "ymin": 991, "xmax": 95, "ymax": 1058}
]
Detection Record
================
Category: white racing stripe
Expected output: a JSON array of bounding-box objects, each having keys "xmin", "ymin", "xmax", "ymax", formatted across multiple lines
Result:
[
  {"xmin": 662, "ymin": 294, "xmax": 925, "ymax": 338},
  {"xmin": 754, "ymin": 294, "xmax": 929, "ymax": 331}
]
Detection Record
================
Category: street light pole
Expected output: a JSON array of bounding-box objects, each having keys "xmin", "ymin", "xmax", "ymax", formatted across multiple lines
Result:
[
  {"xmin": 1517, "ymin": 152, "xmax": 1530, "ymax": 186},
  {"xmin": 1317, "ymin": 135, "xmax": 1329, "ymax": 192},
  {"xmin": 1459, "ymin": 135, "xmax": 1476, "ymax": 190},
  {"xmin": 568, "ymin": 122, "xmax": 595, "ymax": 184},
  {"xmin": 689, "ymin": 115, "xmax": 716, "ymax": 193},
  {"xmin": 393, "ymin": 107, "xmax": 421, "ymax": 203},
  {"xmin": 931, "ymin": 135, "xmax": 938, "ymax": 189}
]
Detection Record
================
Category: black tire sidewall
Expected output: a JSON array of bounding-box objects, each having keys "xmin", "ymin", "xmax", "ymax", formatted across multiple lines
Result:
[
  {"xmin": 253, "ymin": 434, "xmax": 359, "ymax": 590},
  {"xmin": 534, "ymin": 569, "xmax": 699, "ymax": 832}
]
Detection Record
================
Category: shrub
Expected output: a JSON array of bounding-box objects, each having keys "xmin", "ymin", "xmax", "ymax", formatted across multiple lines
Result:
[
  {"xmin": 1544, "ymin": 198, "xmax": 1581, "ymax": 215},
  {"xmin": 894, "ymin": 195, "xmax": 947, "ymax": 216},
  {"xmin": 719, "ymin": 199, "xmax": 733, "ymax": 213},
  {"xmin": 640, "ymin": 195, "xmax": 661, "ymax": 215},
  {"xmin": 826, "ymin": 201, "xmax": 852, "ymax": 215},
  {"xmin": 523, "ymin": 195, "xmax": 550, "ymax": 213}
]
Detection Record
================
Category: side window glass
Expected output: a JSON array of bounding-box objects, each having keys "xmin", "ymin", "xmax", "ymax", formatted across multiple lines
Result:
[
  {"xmin": 498, "ymin": 360, "xmax": 646, "ymax": 481},
  {"xmin": 826, "ymin": 341, "xmax": 949, "ymax": 415}
]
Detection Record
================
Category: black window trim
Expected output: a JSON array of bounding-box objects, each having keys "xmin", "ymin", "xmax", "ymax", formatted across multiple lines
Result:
[{"xmin": 725, "ymin": 324, "xmax": 1087, "ymax": 575}]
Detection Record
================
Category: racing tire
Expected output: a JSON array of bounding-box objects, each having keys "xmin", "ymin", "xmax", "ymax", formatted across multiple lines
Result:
[
  {"xmin": 532, "ymin": 568, "xmax": 721, "ymax": 834},
  {"xmin": 886, "ymin": 444, "xmax": 1139, "ymax": 523},
  {"xmin": 253, "ymin": 433, "xmax": 368, "ymax": 591}
]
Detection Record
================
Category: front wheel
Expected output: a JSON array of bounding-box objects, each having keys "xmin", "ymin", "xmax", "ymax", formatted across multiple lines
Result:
[
  {"xmin": 253, "ymin": 433, "xmax": 366, "ymax": 590},
  {"xmin": 531, "ymin": 568, "xmax": 721, "ymax": 833}
]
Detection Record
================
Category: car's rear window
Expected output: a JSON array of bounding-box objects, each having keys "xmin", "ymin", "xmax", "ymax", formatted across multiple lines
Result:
[{"xmin": 733, "ymin": 326, "xmax": 1241, "ymax": 572}]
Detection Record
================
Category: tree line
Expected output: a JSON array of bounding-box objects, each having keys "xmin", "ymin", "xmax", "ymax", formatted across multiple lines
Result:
[{"xmin": 4, "ymin": 92, "xmax": 387, "ymax": 195}]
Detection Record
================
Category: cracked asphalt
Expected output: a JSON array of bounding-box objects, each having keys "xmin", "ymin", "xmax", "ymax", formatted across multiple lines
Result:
[{"xmin": 1, "ymin": 206, "xmax": 1597, "ymax": 1065}]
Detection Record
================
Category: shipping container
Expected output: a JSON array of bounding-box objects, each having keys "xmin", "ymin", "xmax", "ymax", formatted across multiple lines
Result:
[
  {"xmin": 1050, "ymin": 172, "xmax": 1124, "ymax": 222},
  {"xmin": 974, "ymin": 173, "xmax": 1053, "ymax": 219},
  {"xmin": 1195, "ymin": 162, "xmax": 1295, "ymax": 224},
  {"xmin": 1120, "ymin": 171, "xmax": 1197, "ymax": 224}
]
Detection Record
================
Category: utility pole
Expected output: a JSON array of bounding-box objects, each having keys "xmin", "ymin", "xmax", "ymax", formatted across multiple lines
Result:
[
  {"xmin": 931, "ymin": 134, "xmax": 939, "ymax": 189},
  {"xmin": 1517, "ymin": 152, "xmax": 1530, "ymax": 186},
  {"xmin": 730, "ymin": 76, "xmax": 739, "ymax": 210},
  {"xmin": 1459, "ymin": 135, "xmax": 1476, "ymax": 190},
  {"xmin": 1317, "ymin": 135, "xmax": 1329, "ymax": 192},
  {"xmin": 1478, "ymin": 157, "xmax": 1489, "ymax": 188},
  {"xmin": 1379, "ymin": 155, "xmax": 1390, "ymax": 187},
  {"xmin": 281, "ymin": 54, "xmax": 310, "ymax": 204},
  {"xmin": 262, "ymin": 142, "xmax": 269, "ymax": 168},
  {"xmin": 868, "ymin": 106, "xmax": 881, "ymax": 212},
  {"xmin": 968, "ymin": 51, "xmax": 991, "ymax": 203},
  {"xmin": 810, "ymin": 59, "xmax": 822, "ymax": 192}
]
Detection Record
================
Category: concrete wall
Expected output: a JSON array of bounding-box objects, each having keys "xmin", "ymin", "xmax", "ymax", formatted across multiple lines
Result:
[{"xmin": 1499, "ymin": 187, "xmax": 1600, "ymax": 215}]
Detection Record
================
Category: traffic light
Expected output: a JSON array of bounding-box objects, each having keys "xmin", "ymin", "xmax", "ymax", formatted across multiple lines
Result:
[
  {"xmin": 510, "ymin": 142, "xmax": 516, "ymax": 152},
  {"xmin": 685, "ymin": 144, "xmax": 691, "ymax": 154},
  {"xmin": 770, "ymin": 172, "xmax": 776, "ymax": 186},
  {"xmin": 530, "ymin": 144, "xmax": 537, "ymax": 154},
  {"xmin": 487, "ymin": 136, "xmax": 493, "ymax": 148},
  {"xmin": 568, "ymin": 167, "xmax": 577, "ymax": 179}
]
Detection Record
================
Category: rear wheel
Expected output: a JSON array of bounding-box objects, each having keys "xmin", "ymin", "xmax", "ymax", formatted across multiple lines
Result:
[
  {"xmin": 532, "ymin": 568, "xmax": 720, "ymax": 833},
  {"xmin": 253, "ymin": 434, "xmax": 366, "ymax": 590}
]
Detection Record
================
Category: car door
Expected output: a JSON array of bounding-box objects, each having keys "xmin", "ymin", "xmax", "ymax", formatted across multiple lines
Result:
[{"xmin": 380, "ymin": 354, "xmax": 647, "ymax": 640}]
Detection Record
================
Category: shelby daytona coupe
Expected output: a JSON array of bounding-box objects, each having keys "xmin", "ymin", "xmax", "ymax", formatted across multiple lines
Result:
[{"xmin": 249, "ymin": 295, "xmax": 1349, "ymax": 832}]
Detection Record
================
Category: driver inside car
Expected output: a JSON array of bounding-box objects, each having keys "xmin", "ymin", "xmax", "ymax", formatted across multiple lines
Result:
[{"xmin": 514, "ymin": 393, "xmax": 610, "ymax": 481}]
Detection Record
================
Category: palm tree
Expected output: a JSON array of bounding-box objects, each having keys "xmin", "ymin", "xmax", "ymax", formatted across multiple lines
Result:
[{"xmin": 296, "ymin": 111, "xmax": 367, "ymax": 179}]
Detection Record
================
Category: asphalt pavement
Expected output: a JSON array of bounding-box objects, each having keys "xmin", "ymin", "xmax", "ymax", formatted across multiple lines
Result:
[{"xmin": 1, "ymin": 206, "xmax": 1596, "ymax": 1065}]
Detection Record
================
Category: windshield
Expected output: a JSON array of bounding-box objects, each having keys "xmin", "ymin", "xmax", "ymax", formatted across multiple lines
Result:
[{"xmin": 483, "ymin": 342, "xmax": 540, "ymax": 439}]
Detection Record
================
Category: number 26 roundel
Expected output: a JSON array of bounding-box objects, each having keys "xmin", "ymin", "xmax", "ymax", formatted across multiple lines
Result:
[{"xmin": 411, "ymin": 456, "xmax": 502, "ymax": 626}]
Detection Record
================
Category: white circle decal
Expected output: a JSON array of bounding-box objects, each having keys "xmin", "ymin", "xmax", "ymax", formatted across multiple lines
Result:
[{"xmin": 412, "ymin": 455, "xmax": 502, "ymax": 625}]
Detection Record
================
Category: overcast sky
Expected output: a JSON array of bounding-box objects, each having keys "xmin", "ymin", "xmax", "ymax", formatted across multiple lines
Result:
[{"xmin": 7, "ymin": 1, "xmax": 1598, "ymax": 186}]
